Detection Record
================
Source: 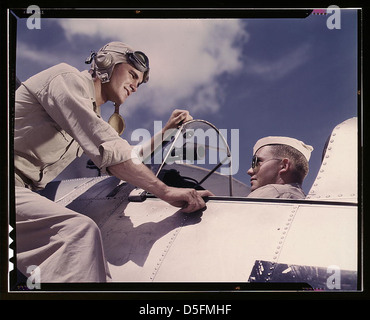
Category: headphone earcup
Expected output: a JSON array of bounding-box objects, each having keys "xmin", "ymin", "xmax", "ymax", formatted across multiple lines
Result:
[{"xmin": 95, "ymin": 52, "xmax": 113, "ymax": 69}]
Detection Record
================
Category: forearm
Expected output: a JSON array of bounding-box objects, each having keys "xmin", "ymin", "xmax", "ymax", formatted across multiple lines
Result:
[
  {"xmin": 108, "ymin": 158, "xmax": 213, "ymax": 213},
  {"xmin": 137, "ymin": 109, "xmax": 191, "ymax": 160},
  {"xmin": 107, "ymin": 159, "xmax": 170, "ymax": 201},
  {"xmin": 138, "ymin": 127, "xmax": 177, "ymax": 161}
]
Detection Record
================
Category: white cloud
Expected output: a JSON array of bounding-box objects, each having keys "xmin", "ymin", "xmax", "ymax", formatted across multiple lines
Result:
[
  {"xmin": 16, "ymin": 41, "xmax": 61, "ymax": 66},
  {"xmin": 245, "ymin": 43, "xmax": 312, "ymax": 81},
  {"xmin": 57, "ymin": 19, "xmax": 249, "ymax": 116}
]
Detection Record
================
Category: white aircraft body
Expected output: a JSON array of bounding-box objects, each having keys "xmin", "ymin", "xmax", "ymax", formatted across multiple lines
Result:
[{"xmin": 35, "ymin": 117, "xmax": 359, "ymax": 291}]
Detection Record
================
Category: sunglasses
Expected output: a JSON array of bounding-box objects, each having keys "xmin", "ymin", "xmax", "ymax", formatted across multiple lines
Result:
[{"xmin": 251, "ymin": 155, "xmax": 282, "ymax": 169}]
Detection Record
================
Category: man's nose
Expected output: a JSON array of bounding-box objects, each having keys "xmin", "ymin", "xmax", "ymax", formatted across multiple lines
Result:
[
  {"xmin": 130, "ymin": 83, "xmax": 138, "ymax": 93},
  {"xmin": 247, "ymin": 167, "xmax": 254, "ymax": 176}
]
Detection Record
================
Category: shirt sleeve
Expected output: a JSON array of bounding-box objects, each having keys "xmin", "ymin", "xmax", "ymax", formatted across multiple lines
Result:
[{"xmin": 31, "ymin": 70, "xmax": 138, "ymax": 171}]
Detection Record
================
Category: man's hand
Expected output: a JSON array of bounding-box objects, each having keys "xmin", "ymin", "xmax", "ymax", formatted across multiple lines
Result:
[
  {"xmin": 139, "ymin": 109, "xmax": 193, "ymax": 159},
  {"xmin": 162, "ymin": 187, "xmax": 214, "ymax": 213},
  {"xmin": 163, "ymin": 109, "xmax": 193, "ymax": 131}
]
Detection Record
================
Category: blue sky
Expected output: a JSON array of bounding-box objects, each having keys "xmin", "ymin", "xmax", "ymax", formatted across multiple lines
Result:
[{"xmin": 13, "ymin": 8, "xmax": 359, "ymax": 194}]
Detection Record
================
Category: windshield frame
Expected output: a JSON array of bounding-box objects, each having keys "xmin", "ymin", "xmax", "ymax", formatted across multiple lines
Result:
[{"xmin": 153, "ymin": 119, "xmax": 234, "ymax": 196}]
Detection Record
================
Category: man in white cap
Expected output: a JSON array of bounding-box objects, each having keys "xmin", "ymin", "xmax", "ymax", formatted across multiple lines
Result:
[
  {"xmin": 246, "ymin": 136, "xmax": 313, "ymax": 199},
  {"xmin": 14, "ymin": 41, "xmax": 212, "ymax": 282}
]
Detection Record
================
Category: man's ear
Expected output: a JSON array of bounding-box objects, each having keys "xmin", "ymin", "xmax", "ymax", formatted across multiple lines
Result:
[{"xmin": 279, "ymin": 158, "xmax": 290, "ymax": 173}]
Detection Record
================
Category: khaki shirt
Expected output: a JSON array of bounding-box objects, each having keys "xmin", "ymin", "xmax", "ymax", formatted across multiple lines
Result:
[
  {"xmin": 14, "ymin": 63, "xmax": 136, "ymax": 190},
  {"xmin": 247, "ymin": 183, "xmax": 306, "ymax": 199}
]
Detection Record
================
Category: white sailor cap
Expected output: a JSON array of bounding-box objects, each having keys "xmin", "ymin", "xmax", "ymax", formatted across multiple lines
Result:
[{"xmin": 253, "ymin": 136, "xmax": 314, "ymax": 161}]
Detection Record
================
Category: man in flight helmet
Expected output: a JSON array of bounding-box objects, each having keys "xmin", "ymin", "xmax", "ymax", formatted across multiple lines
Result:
[{"xmin": 14, "ymin": 41, "xmax": 212, "ymax": 282}]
